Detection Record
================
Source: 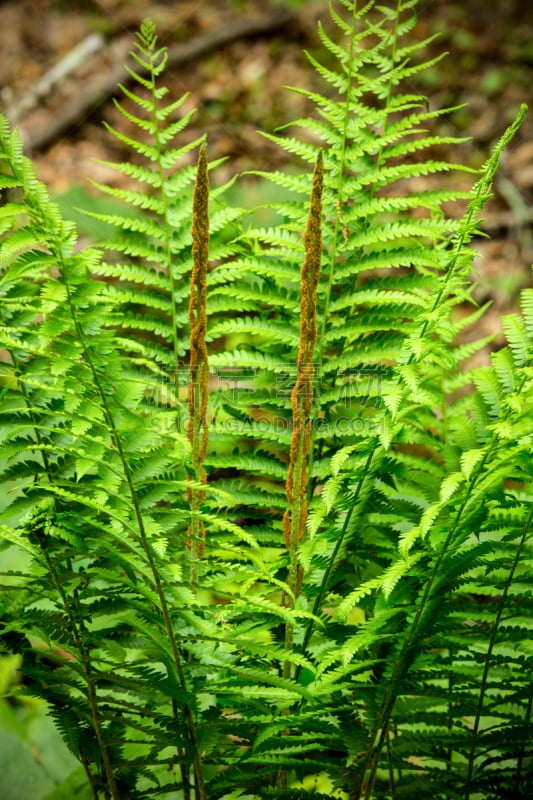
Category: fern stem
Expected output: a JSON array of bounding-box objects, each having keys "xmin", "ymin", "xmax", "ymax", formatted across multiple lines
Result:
[
  {"xmin": 386, "ymin": 728, "xmax": 397, "ymax": 798},
  {"xmin": 39, "ymin": 536, "xmax": 118, "ymax": 799},
  {"xmin": 464, "ymin": 503, "xmax": 533, "ymax": 798},
  {"xmin": 283, "ymin": 152, "xmax": 323, "ymax": 677},
  {"xmin": 516, "ymin": 689, "xmax": 533, "ymax": 791},
  {"xmin": 374, "ymin": 0, "xmax": 402, "ymax": 174},
  {"xmin": 54, "ymin": 257, "xmax": 207, "ymax": 800},
  {"xmin": 12, "ymin": 360, "xmax": 117, "ymax": 800},
  {"xmin": 130, "ymin": 28, "xmax": 204, "ymax": 795},
  {"xmin": 143, "ymin": 24, "xmax": 187, "ymax": 423},
  {"xmin": 445, "ymin": 642, "xmax": 456, "ymax": 772},
  {"xmin": 187, "ymin": 143, "xmax": 210, "ymax": 586},
  {"xmin": 307, "ymin": 2, "xmax": 359, "ymax": 495}
]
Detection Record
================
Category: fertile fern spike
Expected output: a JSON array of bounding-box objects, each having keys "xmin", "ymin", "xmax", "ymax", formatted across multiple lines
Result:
[
  {"xmin": 187, "ymin": 143, "xmax": 210, "ymax": 582},
  {"xmin": 283, "ymin": 151, "xmax": 323, "ymax": 677}
]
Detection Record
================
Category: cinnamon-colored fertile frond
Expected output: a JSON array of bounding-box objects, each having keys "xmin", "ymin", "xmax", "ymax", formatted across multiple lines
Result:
[
  {"xmin": 284, "ymin": 152, "xmax": 323, "ymax": 586},
  {"xmin": 187, "ymin": 143, "xmax": 210, "ymax": 563}
]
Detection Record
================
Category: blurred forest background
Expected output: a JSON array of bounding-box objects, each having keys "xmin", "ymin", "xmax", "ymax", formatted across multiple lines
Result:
[
  {"xmin": 1, "ymin": 0, "xmax": 533, "ymax": 334},
  {"xmin": 0, "ymin": 1, "xmax": 533, "ymax": 797}
]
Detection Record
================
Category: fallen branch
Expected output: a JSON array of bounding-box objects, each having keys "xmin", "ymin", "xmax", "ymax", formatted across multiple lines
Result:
[
  {"xmin": 8, "ymin": 33, "xmax": 105, "ymax": 123},
  {"xmin": 18, "ymin": 8, "xmax": 296, "ymax": 152}
]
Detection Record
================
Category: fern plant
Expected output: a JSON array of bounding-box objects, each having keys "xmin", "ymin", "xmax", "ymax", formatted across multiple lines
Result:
[{"xmin": 1, "ymin": 4, "xmax": 532, "ymax": 799}]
